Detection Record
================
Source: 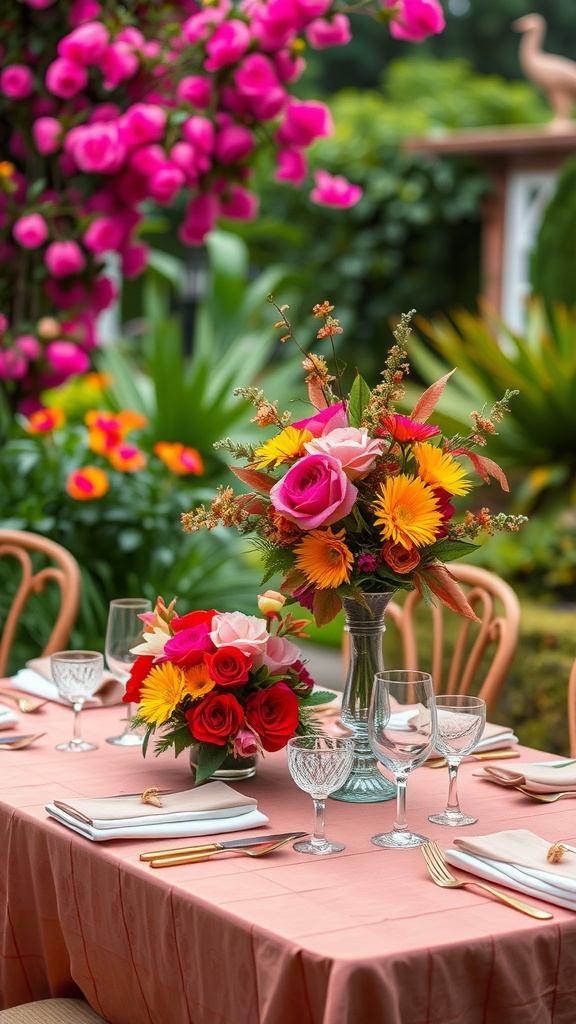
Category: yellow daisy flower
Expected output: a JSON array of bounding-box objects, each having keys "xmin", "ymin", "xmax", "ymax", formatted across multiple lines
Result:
[
  {"xmin": 412, "ymin": 442, "xmax": 472, "ymax": 496},
  {"xmin": 183, "ymin": 663, "xmax": 217, "ymax": 700},
  {"xmin": 139, "ymin": 662, "xmax": 190, "ymax": 726},
  {"xmin": 254, "ymin": 425, "xmax": 314, "ymax": 469},
  {"xmin": 294, "ymin": 528, "xmax": 353, "ymax": 589},
  {"xmin": 371, "ymin": 474, "xmax": 443, "ymax": 549}
]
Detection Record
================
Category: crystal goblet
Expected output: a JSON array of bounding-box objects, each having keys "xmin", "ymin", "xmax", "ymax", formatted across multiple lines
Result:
[
  {"xmin": 368, "ymin": 670, "xmax": 437, "ymax": 849},
  {"xmin": 287, "ymin": 735, "xmax": 354, "ymax": 855},
  {"xmin": 105, "ymin": 597, "xmax": 152, "ymax": 746},
  {"xmin": 428, "ymin": 694, "xmax": 486, "ymax": 826},
  {"xmin": 50, "ymin": 650, "xmax": 103, "ymax": 752}
]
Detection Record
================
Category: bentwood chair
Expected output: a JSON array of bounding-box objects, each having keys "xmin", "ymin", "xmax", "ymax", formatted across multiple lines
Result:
[
  {"xmin": 568, "ymin": 657, "xmax": 576, "ymax": 757},
  {"xmin": 342, "ymin": 563, "xmax": 521, "ymax": 718},
  {"xmin": 0, "ymin": 999, "xmax": 106, "ymax": 1022},
  {"xmin": 0, "ymin": 529, "xmax": 81, "ymax": 677}
]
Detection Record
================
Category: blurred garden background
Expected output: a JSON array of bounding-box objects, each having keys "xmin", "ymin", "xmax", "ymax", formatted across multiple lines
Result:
[{"xmin": 1, "ymin": 0, "xmax": 574, "ymax": 753}]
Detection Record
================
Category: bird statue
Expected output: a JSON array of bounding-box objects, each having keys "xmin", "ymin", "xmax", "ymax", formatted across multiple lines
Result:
[{"xmin": 513, "ymin": 13, "xmax": 576, "ymax": 128}]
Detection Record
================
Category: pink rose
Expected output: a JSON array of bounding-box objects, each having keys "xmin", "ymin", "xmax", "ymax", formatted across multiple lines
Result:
[
  {"xmin": 270, "ymin": 452, "xmax": 357, "ymax": 529},
  {"xmin": 305, "ymin": 13, "xmax": 351, "ymax": 48},
  {"xmin": 214, "ymin": 124, "xmax": 254, "ymax": 164},
  {"xmin": 261, "ymin": 635, "xmax": 300, "ymax": 674},
  {"xmin": 101, "ymin": 42, "xmax": 139, "ymax": 90},
  {"xmin": 275, "ymin": 147, "xmax": 306, "ymax": 186},
  {"xmin": 219, "ymin": 185, "xmax": 259, "ymax": 221},
  {"xmin": 70, "ymin": 0, "xmax": 101, "ymax": 25},
  {"xmin": 310, "ymin": 170, "xmax": 362, "ymax": 208},
  {"xmin": 276, "ymin": 99, "xmax": 333, "ymax": 147},
  {"xmin": 0, "ymin": 65, "xmax": 34, "ymax": 100},
  {"xmin": 177, "ymin": 76, "xmax": 212, "ymax": 108},
  {"xmin": 232, "ymin": 728, "xmax": 261, "ymax": 758},
  {"xmin": 149, "ymin": 165, "xmax": 186, "ymax": 204},
  {"xmin": 292, "ymin": 400, "xmax": 347, "ymax": 437},
  {"xmin": 179, "ymin": 193, "xmax": 219, "ymax": 246},
  {"xmin": 120, "ymin": 241, "xmax": 149, "ymax": 278},
  {"xmin": 66, "ymin": 122, "xmax": 126, "ymax": 174},
  {"xmin": 120, "ymin": 104, "xmax": 167, "ymax": 149},
  {"xmin": 45, "ymin": 340, "xmax": 90, "ymax": 376},
  {"xmin": 32, "ymin": 117, "xmax": 62, "ymax": 155},
  {"xmin": 0, "ymin": 349, "xmax": 27, "ymax": 380},
  {"xmin": 209, "ymin": 612, "xmax": 270, "ymax": 665},
  {"xmin": 13, "ymin": 214, "xmax": 49, "ymax": 249},
  {"xmin": 203, "ymin": 20, "xmax": 251, "ymax": 72},
  {"xmin": 164, "ymin": 625, "xmax": 215, "ymax": 668},
  {"xmin": 44, "ymin": 240, "xmax": 86, "ymax": 277},
  {"xmin": 234, "ymin": 53, "xmax": 279, "ymax": 98},
  {"xmin": 83, "ymin": 216, "xmax": 123, "ymax": 254},
  {"xmin": 14, "ymin": 335, "xmax": 42, "ymax": 359},
  {"xmin": 182, "ymin": 116, "xmax": 215, "ymax": 153},
  {"xmin": 58, "ymin": 22, "xmax": 109, "ymax": 65},
  {"xmin": 387, "ymin": 0, "xmax": 445, "ymax": 41},
  {"xmin": 305, "ymin": 427, "xmax": 383, "ymax": 480},
  {"xmin": 45, "ymin": 58, "xmax": 88, "ymax": 99}
]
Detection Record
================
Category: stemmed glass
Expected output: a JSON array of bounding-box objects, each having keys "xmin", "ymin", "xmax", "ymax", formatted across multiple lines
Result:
[
  {"xmin": 105, "ymin": 597, "xmax": 152, "ymax": 747},
  {"xmin": 428, "ymin": 694, "xmax": 486, "ymax": 826},
  {"xmin": 287, "ymin": 736, "xmax": 355, "ymax": 855},
  {"xmin": 368, "ymin": 670, "xmax": 437, "ymax": 849},
  {"xmin": 50, "ymin": 650, "xmax": 103, "ymax": 752}
]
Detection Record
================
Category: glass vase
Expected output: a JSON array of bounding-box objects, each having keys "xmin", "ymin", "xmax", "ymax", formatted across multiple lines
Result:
[
  {"xmin": 190, "ymin": 748, "xmax": 257, "ymax": 781},
  {"xmin": 331, "ymin": 592, "xmax": 397, "ymax": 803}
]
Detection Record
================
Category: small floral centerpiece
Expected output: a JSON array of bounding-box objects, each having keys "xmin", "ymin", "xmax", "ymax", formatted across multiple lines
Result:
[
  {"xmin": 125, "ymin": 591, "xmax": 333, "ymax": 782},
  {"xmin": 182, "ymin": 302, "xmax": 526, "ymax": 626}
]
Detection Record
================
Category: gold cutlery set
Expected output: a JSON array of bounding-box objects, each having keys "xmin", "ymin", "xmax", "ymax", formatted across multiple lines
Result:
[{"xmin": 140, "ymin": 832, "xmax": 307, "ymax": 867}]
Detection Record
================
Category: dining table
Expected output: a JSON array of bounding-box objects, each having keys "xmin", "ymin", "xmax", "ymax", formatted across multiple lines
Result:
[{"xmin": 1, "ymin": 692, "xmax": 576, "ymax": 1024}]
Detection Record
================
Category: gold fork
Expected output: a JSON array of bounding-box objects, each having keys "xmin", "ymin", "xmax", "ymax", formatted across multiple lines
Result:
[
  {"xmin": 420, "ymin": 840, "xmax": 553, "ymax": 919},
  {"xmin": 517, "ymin": 786, "xmax": 576, "ymax": 803},
  {"xmin": 0, "ymin": 690, "xmax": 49, "ymax": 713},
  {"xmin": 0, "ymin": 732, "xmax": 47, "ymax": 750},
  {"xmin": 148, "ymin": 835, "xmax": 298, "ymax": 867}
]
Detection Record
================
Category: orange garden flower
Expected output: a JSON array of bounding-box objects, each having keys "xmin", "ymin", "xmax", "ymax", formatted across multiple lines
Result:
[
  {"xmin": 66, "ymin": 466, "xmax": 109, "ymax": 501},
  {"xmin": 25, "ymin": 407, "xmax": 65, "ymax": 433},
  {"xmin": 86, "ymin": 409, "xmax": 148, "ymax": 455},
  {"xmin": 153, "ymin": 442, "xmax": 204, "ymax": 475},
  {"xmin": 183, "ymin": 302, "xmax": 526, "ymax": 626},
  {"xmin": 107, "ymin": 444, "xmax": 147, "ymax": 472}
]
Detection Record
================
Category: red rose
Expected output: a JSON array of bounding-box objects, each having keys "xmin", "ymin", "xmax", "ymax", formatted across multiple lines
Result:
[
  {"xmin": 204, "ymin": 646, "xmax": 252, "ymax": 688},
  {"xmin": 185, "ymin": 692, "xmax": 244, "ymax": 746},
  {"xmin": 245, "ymin": 682, "xmax": 300, "ymax": 752},
  {"xmin": 122, "ymin": 654, "xmax": 154, "ymax": 704},
  {"xmin": 172, "ymin": 609, "xmax": 217, "ymax": 632}
]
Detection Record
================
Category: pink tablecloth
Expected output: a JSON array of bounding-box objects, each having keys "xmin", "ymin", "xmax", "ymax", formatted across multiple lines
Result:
[{"xmin": 1, "ymin": 695, "xmax": 576, "ymax": 1024}]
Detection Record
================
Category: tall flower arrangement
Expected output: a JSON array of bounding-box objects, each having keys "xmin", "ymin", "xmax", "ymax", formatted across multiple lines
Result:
[
  {"xmin": 0, "ymin": 0, "xmax": 444, "ymax": 413},
  {"xmin": 182, "ymin": 301, "xmax": 526, "ymax": 626}
]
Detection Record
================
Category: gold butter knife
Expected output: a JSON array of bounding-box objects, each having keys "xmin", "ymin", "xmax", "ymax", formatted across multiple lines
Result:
[{"xmin": 425, "ymin": 749, "xmax": 520, "ymax": 769}]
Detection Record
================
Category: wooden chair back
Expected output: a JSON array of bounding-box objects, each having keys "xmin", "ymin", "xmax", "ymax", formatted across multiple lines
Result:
[
  {"xmin": 568, "ymin": 657, "xmax": 576, "ymax": 757},
  {"xmin": 342, "ymin": 564, "xmax": 520, "ymax": 718},
  {"xmin": 0, "ymin": 529, "xmax": 81, "ymax": 677}
]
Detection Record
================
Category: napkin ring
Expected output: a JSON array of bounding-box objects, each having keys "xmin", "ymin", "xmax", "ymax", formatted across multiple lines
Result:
[
  {"xmin": 141, "ymin": 787, "xmax": 163, "ymax": 808},
  {"xmin": 547, "ymin": 842, "xmax": 567, "ymax": 863}
]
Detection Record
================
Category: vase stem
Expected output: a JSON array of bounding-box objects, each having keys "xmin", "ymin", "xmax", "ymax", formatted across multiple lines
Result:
[{"xmin": 331, "ymin": 593, "xmax": 396, "ymax": 803}]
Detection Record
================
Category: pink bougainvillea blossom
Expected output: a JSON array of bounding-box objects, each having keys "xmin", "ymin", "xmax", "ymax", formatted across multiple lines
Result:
[{"xmin": 310, "ymin": 169, "xmax": 362, "ymax": 208}]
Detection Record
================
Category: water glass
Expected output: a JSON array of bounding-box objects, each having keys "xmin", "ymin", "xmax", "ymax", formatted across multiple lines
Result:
[
  {"xmin": 287, "ymin": 736, "xmax": 355, "ymax": 854},
  {"xmin": 50, "ymin": 650, "xmax": 103, "ymax": 752},
  {"xmin": 428, "ymin": 694, "xmax": 486, "ymax": 826},
  {"xmin": 105, "ymin": 597, "xmax": 151, "ymax": 746},
  {"xmin": 368, "ymin": 670, "xmax": 437, "ymax": 849}
]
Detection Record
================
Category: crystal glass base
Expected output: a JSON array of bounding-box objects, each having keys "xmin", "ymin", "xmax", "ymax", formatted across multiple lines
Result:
[
  {"xmin": 293, "ymin": 838, "xmax": 345, "ymax": 855},
  {"xmin": 371, "ymin": 829, "xmax": 430, "ymax": 849},
  {"xmin": 428, "ymin": 810, "xmax": 478, "ymax": 826},
  {"xmin": 106, "ymin": 732, "xmax": 144, "ymax": 747},
  {"xmin": 56, "ymin": 740, "xmax": 98, "ymax": 752}
]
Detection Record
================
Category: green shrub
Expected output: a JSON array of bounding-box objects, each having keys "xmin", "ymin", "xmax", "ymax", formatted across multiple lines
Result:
[{"xmin": 531, "ymin": 155, "xmax": 576, "ymax": 312}]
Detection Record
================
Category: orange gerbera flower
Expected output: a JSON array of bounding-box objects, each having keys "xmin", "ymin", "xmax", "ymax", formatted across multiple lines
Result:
[
  {"xmin": 294, "ymin": 528, "xmax": 353, "ymax": 589},
  {"xmin": 154, "ymin": 441, "xmax": 204, "ymax": 475},
  {"xmin": 66, "ymin": 466, "xmax": 109, "ymax": 501},
  {"xmin": 25, "ymin": 407, "xmax": 65, "ymax": 433},
  {"xmin": 412, "ymin": 442, "xmax": 472, "ymax": 497},
  {"xmin": 371, "ymin": 474, "xmax": 442, "ymax": 549}
]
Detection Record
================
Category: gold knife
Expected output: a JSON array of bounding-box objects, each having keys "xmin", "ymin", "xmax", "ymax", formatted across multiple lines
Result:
[
  {"xmin": 140, "ymin": 831, "xmax": 307, "ymax": 862},
  {"xmin": 425, "ymin": 749, "xmax": 520, "ymax": 769}
]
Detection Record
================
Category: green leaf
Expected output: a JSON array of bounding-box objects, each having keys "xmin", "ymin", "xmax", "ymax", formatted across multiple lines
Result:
[
  {"xmin": 194, "ymin": 744, "xmax": 228, "ymax": 784},
  {"xmin": 348, "ymin": 373, "xmax": 371, "ymax": 427},
  {"xmin": 301, "ymin": 691, "xmax": 338, "ymax": 706}
]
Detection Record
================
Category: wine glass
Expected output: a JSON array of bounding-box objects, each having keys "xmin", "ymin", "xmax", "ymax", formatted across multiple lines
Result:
[
  {"xmin": 287, "ymin": 736, "xmax": 355, "ymax": 855},
  {"xmin": 428, "ymin": 694, "xmax": 486, "ymax": 826},
  {"xmin": 50, "ymin": 650, "xmax": 103, "ymax": 752},
  {"xmin": 105, "ymin": 597, "xmax": 152, "ymax": 747},
  {"xmin": 368, "ymin": 670, "xmax": 437, "ymax": 849}
]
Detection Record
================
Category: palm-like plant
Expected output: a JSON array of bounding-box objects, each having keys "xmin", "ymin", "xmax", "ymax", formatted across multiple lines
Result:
[{"xmin": 409, "ymin": 299, "xmax": 576, "ymax": 514}]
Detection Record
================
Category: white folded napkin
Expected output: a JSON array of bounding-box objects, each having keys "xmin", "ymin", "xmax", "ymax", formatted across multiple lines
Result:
[
  {"xmin": 0, "ymin": 703, "xmax": 19, "ymax": 730},
  {"xmin": 11, "ymin": 660, "xmax": 124, "ymax": 708},
  {"xmin": 445, "ymin": 830, "xmax": 576, "ymax": 911},
  {"xmin": 473, "ymin": 759, "xmax": 576, "ymax": 793},
  {"xmin": 473, "ymin": 721, "xmax": 518, "ymax": 753},
  {"xmin": 45, "ymin": 781, "xmax": 269, "ymax": 841}
]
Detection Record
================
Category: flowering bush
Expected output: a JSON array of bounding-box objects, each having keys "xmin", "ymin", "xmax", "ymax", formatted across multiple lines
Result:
[
  {"xmin": 0, "ymin": 0, "xmax": 444, "ymax": 412},
  {"xmin": 182, "ymin": 301, "xmax": 527, "ymax": 626},
  {"xmin": 126, "ymin": 590, "xmax": 333, "ymax": 780}
]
